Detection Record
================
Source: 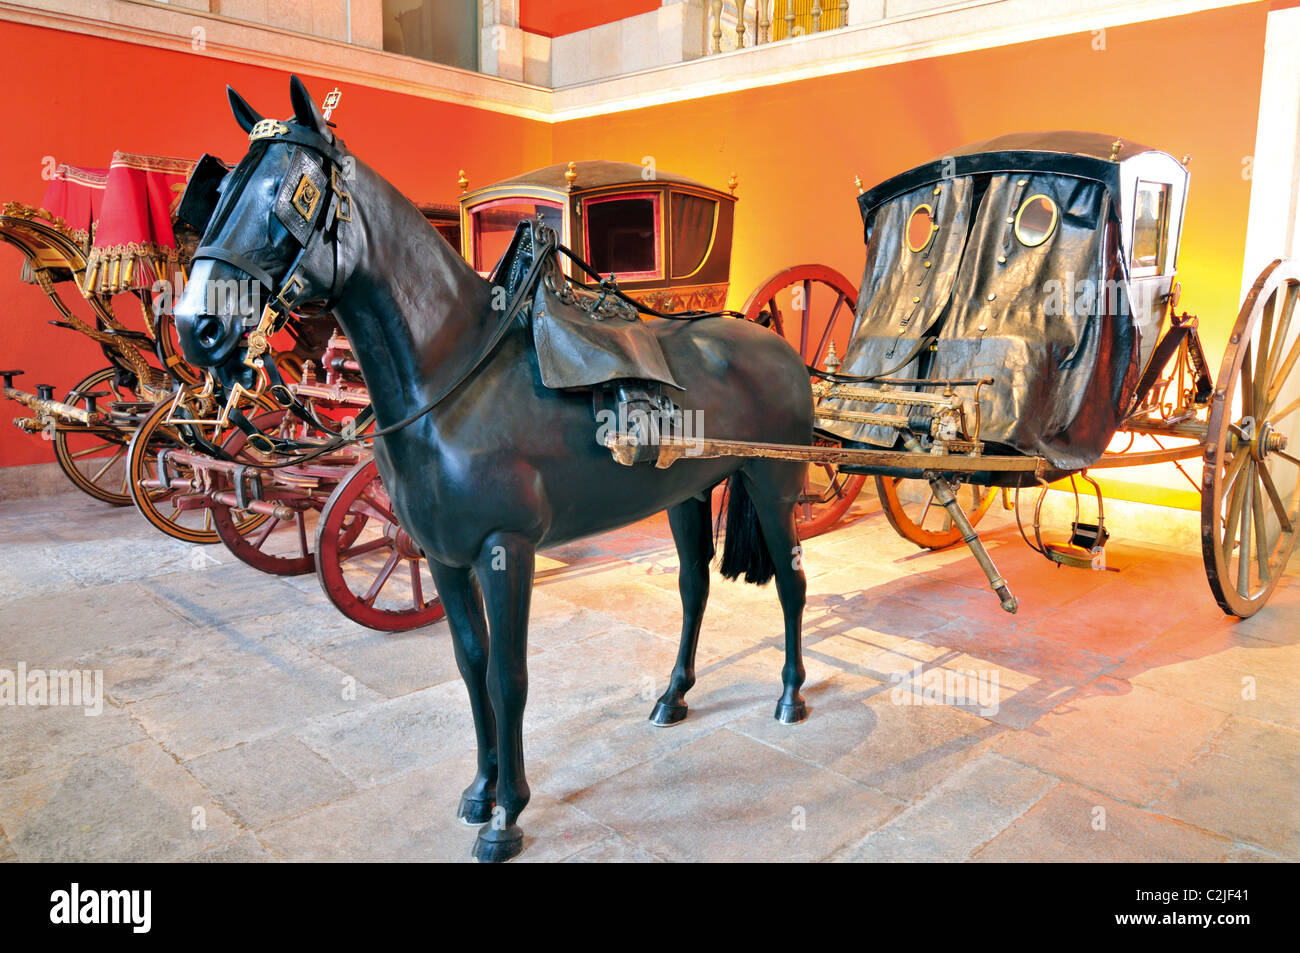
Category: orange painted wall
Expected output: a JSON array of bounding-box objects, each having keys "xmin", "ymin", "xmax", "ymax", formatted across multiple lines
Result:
[
  {"xmin": 552, "ymin": 2, "xmax": 1271, "ymax": 504},
  {"xmin": 0, "ymin": 3, "xmax": 1275, "ymax": 498},
  {"xmin": 0, "ymin": 19, "xmax": 551, "ymax": 467},
  {"xmin": 520, "ymin": 0, "xmax": 660, "ymax": 37}
]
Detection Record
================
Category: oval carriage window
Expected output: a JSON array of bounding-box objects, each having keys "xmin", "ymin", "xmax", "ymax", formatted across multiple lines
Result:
[
  {"xmin": 905, "ymin": 204, "xmax": 935, "ymax": 253},
  {"xmin": 1014, "ymin": 194, "xmax": 1058, "ymax": 247}
]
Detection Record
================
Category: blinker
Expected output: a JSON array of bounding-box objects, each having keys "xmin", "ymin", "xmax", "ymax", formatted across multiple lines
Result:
[
  {"xmin": 274, "ymin": 149, "xmax": 329, "ymax": 245},
  {"xmin": 176, "ymin": 154, "xmax": 231, "ymax": 232}
]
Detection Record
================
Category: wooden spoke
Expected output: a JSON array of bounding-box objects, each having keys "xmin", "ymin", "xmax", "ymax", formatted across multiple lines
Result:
[
  {"xmin": 1257, "ymin": 462, "xmax": 1294, "ymax": 535},
  {"xmin": 362, "ymin": 551, "xmax": 401, "ymax": 606},
  {"xmin": 1236, "ymin": 470, "xmax": 1253, "ymax": 595},
  {"xmin": 1251, "ymin": 470, "xmax": 1270, "ymax": 585},
  {"xmin": 315, "ymin": 459, "xmax": 445, "ymax": 631},
  {"xmin": 338, "ymin": 536, "xmax": 390, "ymax": 561},
  {"xmin": 1269, "ymin": 392, "xmax": 1300, "ymax": 425},
  {"xmin": 410, "ymin": 561, "xmax": 425, "ymax": 608}
]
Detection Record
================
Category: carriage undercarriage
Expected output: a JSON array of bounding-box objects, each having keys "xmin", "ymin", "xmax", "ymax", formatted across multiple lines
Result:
[{"xmin": 608, "ymin": 256, "xmax": 1300, "ymax": 620}]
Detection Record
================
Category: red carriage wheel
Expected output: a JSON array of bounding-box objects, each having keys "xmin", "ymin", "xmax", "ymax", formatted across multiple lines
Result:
[
  {"xmin": 315, "ymin": 459, "xmax": 445, "ymax": 631},
  {"xmin": 742, "ymin": 264, "xmax": 865, "ymax": 538},
  {"xmin": 208, "ymin": 410, "xmax": 365, "ymax": 576}
]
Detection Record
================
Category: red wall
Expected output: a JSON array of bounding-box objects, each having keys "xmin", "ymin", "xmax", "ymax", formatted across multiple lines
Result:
[
  {"xmin": 0, "ymin": 3, "xmax": 1275, "ymax": 497},
  {"xmin": 520, "ymin": 0, "xmax": 660, "ymax": 37},
  {"xmin": 0, "ymin": 19, "xmax": 551, "ymax": 467}
]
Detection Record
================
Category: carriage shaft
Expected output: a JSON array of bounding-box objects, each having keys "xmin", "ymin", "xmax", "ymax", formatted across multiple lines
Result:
[
  {"xmin": 605, "ymin": 433, "xmax": 1046, "ymax": 476},
  {"xmin": 4, "ymin": 385, "xmax": 99, "ymax": 426}
]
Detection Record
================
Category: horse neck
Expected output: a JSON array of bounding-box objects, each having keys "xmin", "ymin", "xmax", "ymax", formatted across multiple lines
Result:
[{"xmin": 332, "ymin": 164, "xmax": 493, "ymax": 430}]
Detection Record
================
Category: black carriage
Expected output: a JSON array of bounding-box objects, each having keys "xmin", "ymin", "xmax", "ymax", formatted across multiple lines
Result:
[{"xmin": 638, "ymin": 131, "xmax": 1299, "ymax": 618}]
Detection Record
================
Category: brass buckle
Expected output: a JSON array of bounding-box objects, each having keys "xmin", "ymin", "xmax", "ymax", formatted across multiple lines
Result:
[
  {"xmin": 249, "ymin": 119, "xmax": 288, "ymax": 142},
  {"xmin": 273, "ymin": 274, "xmax": 306, "ymax": 312},
  {"xmin": 331, "ymin": 166, "xmax": 352, "ymax": 223}
]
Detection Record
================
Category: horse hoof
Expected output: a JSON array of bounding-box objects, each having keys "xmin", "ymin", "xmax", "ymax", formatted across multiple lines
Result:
[
  {"xmin": 774, "ymin": 699, "xmax": 808, "ymax": 724},
  {"xmin": 473, "ymin": 825, "xmax": 524, "ymax": 864},
  {"xmin": 649, "ymin": 701, "xmax": 688, "ymax": 726},
  {"xmin": 457, "ymin": 796, "xmax": 495, "ymax": 826}
]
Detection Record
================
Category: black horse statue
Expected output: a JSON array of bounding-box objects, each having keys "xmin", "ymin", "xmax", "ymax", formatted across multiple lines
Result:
[{"xmin": 175, "ymin": 76, "xmax": 814, "ymax": 862}]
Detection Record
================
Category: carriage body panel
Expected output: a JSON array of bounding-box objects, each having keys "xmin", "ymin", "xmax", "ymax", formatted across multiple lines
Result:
[
  {"xmin": 823, "ymin": 131, "xmax": 1189, "ymax": 474},
  {"xmin": 460, "ymin": 160, "xmax": 736, "ymax": 312}
]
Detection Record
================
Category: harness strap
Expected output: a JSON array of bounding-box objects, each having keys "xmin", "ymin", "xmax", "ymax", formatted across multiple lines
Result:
[{"xmin": 194, "ymin": 245, "xmax": 278, "ymax": 291}]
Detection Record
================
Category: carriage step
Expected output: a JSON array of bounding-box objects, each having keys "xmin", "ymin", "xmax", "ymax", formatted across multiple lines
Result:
[{"xmin": 1045, "ymin": 519, "xmax": 1109, "ymax": 570}]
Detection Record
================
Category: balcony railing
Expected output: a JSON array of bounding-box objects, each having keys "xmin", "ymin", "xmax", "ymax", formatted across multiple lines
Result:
[{"xmin": 709, "ymin": 0, "xmax": 850, "ymax": 54}]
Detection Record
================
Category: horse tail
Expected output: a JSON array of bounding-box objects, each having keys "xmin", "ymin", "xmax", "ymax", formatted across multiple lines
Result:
[{"xmin": 718, "ymin": 473, "xmax": 776, "ymax": 585}]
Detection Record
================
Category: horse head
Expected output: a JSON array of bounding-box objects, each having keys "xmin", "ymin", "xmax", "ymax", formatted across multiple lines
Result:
[{"xmin": 175, "ymin": 75, "xmax": 354, "ymax": 391}]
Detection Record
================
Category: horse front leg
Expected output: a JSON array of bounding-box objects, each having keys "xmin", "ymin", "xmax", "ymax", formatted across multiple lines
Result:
[
  {"xmin": 427, "ymin": 560, "xmax": 498, "ymax": 824},
  {"xmin": 650, "ymin": 494, "xmax": 713, "ymax": 726},
  {"xmin": 471, "ymin": 531, "xmax": 536, "ymax": 863}
]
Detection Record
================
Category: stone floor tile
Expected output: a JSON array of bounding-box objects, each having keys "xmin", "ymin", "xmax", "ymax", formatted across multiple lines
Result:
[
  {"xmin": 128, "ymin": 657, "xmax": 383, "ymax": 761},
  {"xmin": 185, "ymin": 735, "xmax": 356, "ymax": 828},
  {"xmin": 834, "ymin": 753, "xmax": 1054, "ymax": 862},
  {"xmin": 568, "ymin": 728, "xmax": 903, "ymax": 863},
  {"xmin": 993, "ymin": 678, "xmax": 1229, "ymax": 805},
  {"xmin": 0, "ymin": 580, "xmax": 191, "ymax": 668},
  {"xmin": 73, "ymin": 627, "xmax": 311, "ymax": 705},
  {"xmin": 0, "ymin": 699, "xmax": 145, "ymax": 780},
  {"xmin": 0, "ymin": 739, "xmax": 241, "ymax": 862},
  {"xmin": 182, "ymin": 832, "xmax": 274, "ymax": 862},
  {"xmin": 971, "ymin": 783, "xmax": 1234, "ymax": 862},
  {"xmin": 1151, "ymin": 717, "xmax": 1300, "ymax": 859},
  {"xmin": 731, "ymin": 672, "xmax": 1004, "ymax": 802}
]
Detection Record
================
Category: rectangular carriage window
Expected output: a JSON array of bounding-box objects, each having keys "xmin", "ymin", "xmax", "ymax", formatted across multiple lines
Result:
[
  {"xmin": 583, "ymin": 193, "xmax": 661, "ymax": 280},
  {"xmin": 1131, "ymin": 181, "xmax": 1170, "ymax": 277},
  {"xmin": 469, "ymin": 199, "xmax": 563, "ymax": 274}
]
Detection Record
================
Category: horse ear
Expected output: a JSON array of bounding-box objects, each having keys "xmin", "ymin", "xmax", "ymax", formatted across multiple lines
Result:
[
  {"xmin": 289, "ymin": 75, "xmax": 329, "ymax": 136},
  {"xmin": 227, "ymin": 86, "xmax": 264, "ymax": 134}
]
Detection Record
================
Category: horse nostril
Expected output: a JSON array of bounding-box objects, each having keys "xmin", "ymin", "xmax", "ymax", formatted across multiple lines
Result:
[{"xmin": 195, "ymin": 315, "xmax": 222, "ymax": 349}]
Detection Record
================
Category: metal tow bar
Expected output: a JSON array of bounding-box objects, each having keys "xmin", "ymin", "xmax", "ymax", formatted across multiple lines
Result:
[{"xmin": 924, "ymin": 470, "xmax": 1018, "ymax": 614}]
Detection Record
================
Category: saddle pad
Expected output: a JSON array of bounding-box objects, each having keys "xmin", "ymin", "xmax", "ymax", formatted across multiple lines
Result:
[{"xmin": 531, "ymin": 279, "xmax": 682, "ymax": 391}]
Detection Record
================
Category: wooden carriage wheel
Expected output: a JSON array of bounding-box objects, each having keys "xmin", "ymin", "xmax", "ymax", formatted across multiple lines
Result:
[
  {"xmin": 742, "ymin": 264, "xmax": 865, "ymax": 538},
  {"xmin": 126, "ymin": 397, "xmax": 272, "ymax": 544},
  {"xmin": 207, "ymin": 410, "xmax": 357, "ymax": 575},
  {"xmin": 1202, "ymin": 259, "xmax": 1300, "ymax": 617},
  {"xmin": 51, "ymin": 367, "xmax": 143, "ymax": 506},
  {"xmin": 875, "ymin": 476, "xmax": 996, "ymax": 550},
  {"xmin": 315, "ymin": 459, "xmax": 445, "ymax": 631}
]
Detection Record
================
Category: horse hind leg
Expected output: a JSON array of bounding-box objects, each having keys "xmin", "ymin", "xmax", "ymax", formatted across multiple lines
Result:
[
  {"xmin": 737, "ymin": 466, "xmax": 809, "ymax": 724},
  {"xmin": 650, "ymin": 494, "xmax": 714, "ymax": 726},
  {"xmin": 427, "ymin": 561, "xmax": 498, "ymax": 824}
]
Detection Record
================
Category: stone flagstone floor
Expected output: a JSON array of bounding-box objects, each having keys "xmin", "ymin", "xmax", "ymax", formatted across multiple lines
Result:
[{"xmin": 0, "ymin": 485, "xmax": 1296, "ymax": 863}]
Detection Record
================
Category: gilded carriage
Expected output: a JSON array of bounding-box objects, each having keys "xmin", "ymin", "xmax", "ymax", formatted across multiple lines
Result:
[{"xmin": 459, "ymin": 160, "xmax": 736, "ymax": 314}]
